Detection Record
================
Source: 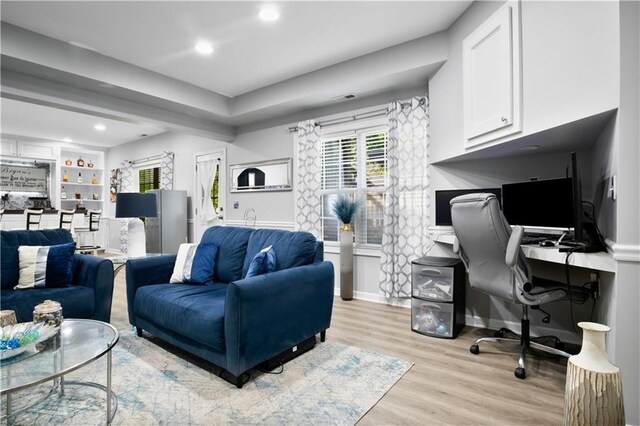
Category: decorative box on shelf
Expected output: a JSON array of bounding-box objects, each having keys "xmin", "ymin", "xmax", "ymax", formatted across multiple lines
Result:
[{"xmin": 411, "ymin": 256, "xmax": 465, "ymax": 339}]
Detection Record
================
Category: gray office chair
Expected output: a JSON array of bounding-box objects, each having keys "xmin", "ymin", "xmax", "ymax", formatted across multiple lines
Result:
[{"xmin": 450, "ymin": 193, "xmax": 576, "ymax": 379}]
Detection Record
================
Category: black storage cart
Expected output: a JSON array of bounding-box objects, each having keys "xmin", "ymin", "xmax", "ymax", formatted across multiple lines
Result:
[{"xmin": 410, "ymin": 256, "xmax": 465, "ymax": 339}]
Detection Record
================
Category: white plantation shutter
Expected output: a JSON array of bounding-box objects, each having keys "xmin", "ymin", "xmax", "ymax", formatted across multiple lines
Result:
[
  {"xmin": 365, "ymin": 132, "xmax": 387, "ymax": 188},
  {"xmin": 321, "ymin": 136, "xmax": 358, "ymax": 190},
  {"xmin": 358, "ymin": 131, "xmax": 387, "ymax": 244}
]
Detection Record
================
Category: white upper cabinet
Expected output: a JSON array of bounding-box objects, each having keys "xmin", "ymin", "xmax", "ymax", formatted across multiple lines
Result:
[
  {"xmin": 463, "ymin": 1, "xmax": 521, "ymax": 148},
  {"xmin": 17, "ymin": 141, "xmax": 57, "ymax": 160},
  {"xmin": 1, "ymin": 140, "xmax": 18, "ymax": 157},
  {"xmin": 1, "ymin": 140, "xmax": 57, "ymax": 160}
]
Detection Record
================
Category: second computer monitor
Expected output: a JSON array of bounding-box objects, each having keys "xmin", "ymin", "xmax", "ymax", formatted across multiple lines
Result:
[{"xmin": 502, "ymin": 178, "xmax": 574, "ymax": 230}]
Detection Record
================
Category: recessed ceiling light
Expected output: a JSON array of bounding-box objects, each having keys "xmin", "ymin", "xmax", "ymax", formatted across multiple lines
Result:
[
  {"xmin": 94, "ymin": 124, "xmax": 106, "ymax": 131},
  {"xmin": 194, "ymin": 41, "xmax": 214, "ymax": 55},
  {"xmin": 520, "ymin": 145, "xmax": 540, "ymax": 151},
  {"xmin": 62, "ymin": 138, "xmax": 73, "ymax": 143},
  {"xmin": 259, "ymin": 7, "xmax": 279, "ymax": 22}
]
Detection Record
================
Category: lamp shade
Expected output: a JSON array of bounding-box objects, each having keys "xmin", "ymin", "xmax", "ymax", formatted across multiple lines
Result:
[{"xmin": 115, "ymin": 192, "xmax": 158, "ymax": 218}]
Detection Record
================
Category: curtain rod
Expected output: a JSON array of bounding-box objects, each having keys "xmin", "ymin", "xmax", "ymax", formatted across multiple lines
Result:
[
  {"xmin": 288, "ymin": 98, "xmax": 425, "ymax": 133},
  {"xmin": 131, "ymin": 154, "xmax": 162, "ymax": 165}
]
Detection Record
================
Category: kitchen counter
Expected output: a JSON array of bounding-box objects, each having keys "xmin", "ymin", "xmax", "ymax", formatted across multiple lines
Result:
[{"xmin": 2, "ymin": 209, "xmax": 59, "ymax": 215}]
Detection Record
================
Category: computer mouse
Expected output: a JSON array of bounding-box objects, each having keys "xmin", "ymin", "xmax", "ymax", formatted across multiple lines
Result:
[{"xmin": 539, "ymin": 240, "xmax": 556, "ymax": 247}]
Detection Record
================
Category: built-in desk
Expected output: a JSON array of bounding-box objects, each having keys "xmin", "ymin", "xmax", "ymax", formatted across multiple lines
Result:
[{"xmin": 428, "ymin": 227, "xmax": 616, "ymax": 273}]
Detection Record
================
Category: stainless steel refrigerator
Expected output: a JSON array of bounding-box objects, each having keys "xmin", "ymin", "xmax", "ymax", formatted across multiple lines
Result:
[{"xmin": 145, "ymin": 189, "xmax": 187, "ymax": 254}]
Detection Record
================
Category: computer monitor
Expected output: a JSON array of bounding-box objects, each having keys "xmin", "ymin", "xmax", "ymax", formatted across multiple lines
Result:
[
  {"xmin": 435, "ymin": 188, "xmax": 502, "ymax": 226},
  {"xmin": 502, "ymin": 178, "xmax": 574, "ymax": 232},
  {"xmin": 570, "ymin": 151, "xmax": 584, "ymax": 242}
]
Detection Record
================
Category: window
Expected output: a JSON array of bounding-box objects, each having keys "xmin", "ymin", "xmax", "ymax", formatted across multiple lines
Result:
[
  {"xmin": 138, "ymin": 167, "xmax": 160, "ymax": 193},
  {"xmin": 320, "ymin": 128, "xmax": 388, "ymax": 245}
]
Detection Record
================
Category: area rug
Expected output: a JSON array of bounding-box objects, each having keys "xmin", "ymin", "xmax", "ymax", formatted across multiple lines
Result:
[{"xmin": 4, "ymin": 330, "xmax": 413, "ymax": 425}]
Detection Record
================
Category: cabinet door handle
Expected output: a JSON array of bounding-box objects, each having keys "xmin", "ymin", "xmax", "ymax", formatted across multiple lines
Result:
[
  {"xmin": 420, "ymin": 268, "xmax": 442, "ymax": 274},
  {"xmin": 501, "ymin": 116, "xmax": 508, "ymax": 123}
]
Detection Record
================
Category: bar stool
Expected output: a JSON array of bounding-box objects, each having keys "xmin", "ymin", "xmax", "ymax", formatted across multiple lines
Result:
[
  {"xmin": 75, "ymin": 209, "xmax": 102, "ymax": 253},
  {"xmin": 25, "ymin": 209, "xmax": 44, "ymax": 230},
  {"xmin": 59, "ymin": 209, "xmax": 76, "ymax": 231}
]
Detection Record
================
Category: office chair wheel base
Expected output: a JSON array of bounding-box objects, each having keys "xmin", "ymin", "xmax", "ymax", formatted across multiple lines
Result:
[
  {"xmin": 514, "ymin": 367, "xmax": 526, "ymax": 379},
  {"xmin": 470, "ymin": 344, "xmax": 480, "ymax": 355}
]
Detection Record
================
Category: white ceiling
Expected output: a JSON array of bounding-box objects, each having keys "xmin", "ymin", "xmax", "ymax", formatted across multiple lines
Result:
[
  {"xmin": 0, "ymin": 98, "xmax": 166, "ymax": 147},
  {"xmin": 0, "ymin": 1, "xmax": 470, "ymax": 97}
]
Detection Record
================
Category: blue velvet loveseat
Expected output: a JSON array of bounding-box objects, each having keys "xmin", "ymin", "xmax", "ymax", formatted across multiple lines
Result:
[
  {"xmin": 126, "ymin": 226, "xmax": 334, "ymax": 387},
  {"xmin": 1, "ymin": 229, "xmax": 115, "ymax": 323}
]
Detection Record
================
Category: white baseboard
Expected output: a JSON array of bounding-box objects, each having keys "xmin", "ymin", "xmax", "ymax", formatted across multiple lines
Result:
[{"xmin": 333, "ymin": 288, "xmax": 411, "ymax": 308}]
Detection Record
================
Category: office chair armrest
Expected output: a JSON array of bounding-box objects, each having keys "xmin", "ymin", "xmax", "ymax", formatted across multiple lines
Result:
[
  {"xmin": 506, "ymin": 225, "xmax": 525, "ymax": 267},
  {"xmin": 452, "ymin": 237, "xmax": 470, "ymax": 271}
]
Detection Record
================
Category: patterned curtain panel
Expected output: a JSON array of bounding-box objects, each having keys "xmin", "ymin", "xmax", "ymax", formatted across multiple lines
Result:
[
  {"xmin": 379, "ymin": 96, "xmax": 431, "ymax": 298},
  {"xmin": 119, "ymin": 161, "xmax": 134, "ymax": 253},
  {"xmin": 160, "ymin": 151, "xmax": 175, "ymax": 190},
  {"xmin": 294, "ymin": 120, "xmax": 322, "ymax": 238}
]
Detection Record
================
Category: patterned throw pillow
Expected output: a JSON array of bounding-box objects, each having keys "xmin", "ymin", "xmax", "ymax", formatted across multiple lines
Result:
[
  {"xmin": 245, "ymin": 245, "xmax": 276, "ymax": 278},
  {"xmin": 170, "ymin": 243, "xmax": 219, "ymax": 284},
  {"xmin": 15, "ymin": 242, "xmax": 76, "ymax": 289}
]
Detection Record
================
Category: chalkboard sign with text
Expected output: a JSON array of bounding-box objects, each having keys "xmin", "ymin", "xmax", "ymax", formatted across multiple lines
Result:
[{"xmin": 0, "ymin": 164, "xmax": 48, "ymax": 192}]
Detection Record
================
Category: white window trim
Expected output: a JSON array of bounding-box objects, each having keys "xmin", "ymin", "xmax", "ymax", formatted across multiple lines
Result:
[{"xmin": 320, "ymin": 121, "xmax": 388, "ymax": 248}]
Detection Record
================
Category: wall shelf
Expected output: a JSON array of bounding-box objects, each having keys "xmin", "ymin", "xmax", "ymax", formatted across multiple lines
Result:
[
  {"xmin": 59, "ymin": 148, "xmax": 105, "ymax": 212},
  {"xmin": 61, "ymin": 165, "xmax": 104, "ymax": 172}
]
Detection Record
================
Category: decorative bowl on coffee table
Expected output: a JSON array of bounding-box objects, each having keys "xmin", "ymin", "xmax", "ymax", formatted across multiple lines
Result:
[{"xmin": 0, "ymin": 322, "xmax": 58, "ymax": 361}]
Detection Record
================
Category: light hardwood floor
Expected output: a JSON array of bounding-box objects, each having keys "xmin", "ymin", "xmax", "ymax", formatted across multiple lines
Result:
[{"xmin": 110, "ymin": 270, "xmax": 567, "ymax": 425}]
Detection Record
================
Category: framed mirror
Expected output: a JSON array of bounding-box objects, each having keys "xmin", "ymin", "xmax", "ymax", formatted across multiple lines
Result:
[{"xmin": 230, "ymin": 158, "xmax": 292, "ymax": 192}]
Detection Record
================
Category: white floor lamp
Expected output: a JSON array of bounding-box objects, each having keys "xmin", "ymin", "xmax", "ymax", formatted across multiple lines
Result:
[{"xmin": 115, "ymin": 192, "xmax": 158, "ymax": 258}]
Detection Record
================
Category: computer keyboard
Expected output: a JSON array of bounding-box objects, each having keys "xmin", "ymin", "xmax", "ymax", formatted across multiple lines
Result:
[
  {"xmin": 520, "ymin": 235, "xmax": 548, "ymax": 245},
  {"xmin": 520, "ymin": 233, "xmax": 563, "ymax": 245}
]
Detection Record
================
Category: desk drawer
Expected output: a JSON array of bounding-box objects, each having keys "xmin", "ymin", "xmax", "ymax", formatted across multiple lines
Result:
[
  {"xmin": 411, "ymin": 264, "xmax": 454, "ymax": 302},
  {"xmin": 411, "ymin": 299, "xmax": 454, "ymax": 338}
]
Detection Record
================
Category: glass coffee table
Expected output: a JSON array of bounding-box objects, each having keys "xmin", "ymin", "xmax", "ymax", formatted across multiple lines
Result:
[
  {"xmin": 108, "ymin": 253, "xmax": 164, "ymax": 278},
  {"xmin": 0, "ymin": 319, "xmax": 119, "ymax": 425}
]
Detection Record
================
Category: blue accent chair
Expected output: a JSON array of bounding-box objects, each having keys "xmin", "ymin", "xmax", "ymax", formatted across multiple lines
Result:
[
  {"xmin": 1, "ymin": 229, "xmax": 115, "ymax": 323},
  {"xmin": 126, "ymin": 226, "xmax": 334, "ymax": 387}
]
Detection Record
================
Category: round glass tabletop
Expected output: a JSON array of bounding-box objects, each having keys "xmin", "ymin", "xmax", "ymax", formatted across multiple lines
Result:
[{"xmin": 1, "ymin": 319, "xmax": 119, "ymax": 393}]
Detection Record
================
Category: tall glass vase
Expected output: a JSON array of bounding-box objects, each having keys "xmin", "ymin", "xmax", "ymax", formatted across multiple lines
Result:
[
  {"xmin": 339, "ymin": 223, "xmax": 354, "ymax": 300},
  {"xmin": 564, "ymin": 322, "xmax": 625, "ymax": 425}
]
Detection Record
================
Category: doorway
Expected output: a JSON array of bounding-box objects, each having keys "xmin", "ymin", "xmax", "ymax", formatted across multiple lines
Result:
[{"xmin": 194, "ymin": 150, "xmax": 226, "ymax": 243}]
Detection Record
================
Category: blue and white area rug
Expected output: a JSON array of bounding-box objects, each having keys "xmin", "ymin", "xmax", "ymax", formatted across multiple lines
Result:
[{"xmin": 4, "ymin": 331, "xmax": 413, "ymax": 425}]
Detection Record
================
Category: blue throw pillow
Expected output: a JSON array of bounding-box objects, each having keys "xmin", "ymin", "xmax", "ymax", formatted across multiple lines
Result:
[
  {"xmin": 170, "ymin": 243, "xmax": 219, "ymax": 284},
  {"xmin": 245, "ymin": 245, "xmax": 276, "ymax": 278},
  {"xmin": 15, "ymin": 242, "xmax": 76, "ymax": 289}
]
